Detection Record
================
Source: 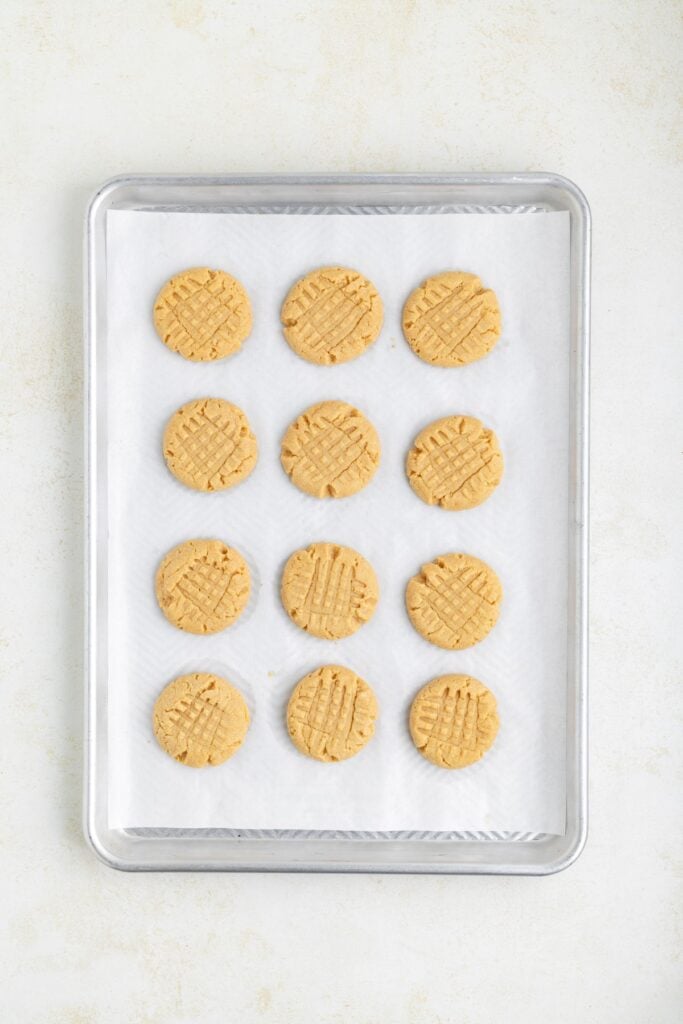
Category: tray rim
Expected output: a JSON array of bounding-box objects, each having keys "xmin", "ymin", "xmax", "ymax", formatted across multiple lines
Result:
[{"xmin": 84, "ymin": 172, "xmax": 590, "ymax": 874}]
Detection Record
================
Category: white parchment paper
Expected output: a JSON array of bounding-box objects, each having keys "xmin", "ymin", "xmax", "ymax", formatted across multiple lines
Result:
[{"xmin": 105, "ymin": 207, "xmax": 570, "ymax": 834}]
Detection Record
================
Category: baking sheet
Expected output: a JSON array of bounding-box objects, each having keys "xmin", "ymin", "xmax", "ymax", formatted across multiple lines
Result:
[{"xmin": 105, "ymin": 208, "xmax": 570, "ymax": 834}]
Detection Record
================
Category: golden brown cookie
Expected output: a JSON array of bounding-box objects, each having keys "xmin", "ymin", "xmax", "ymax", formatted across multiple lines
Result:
[
  {"xmin": 402, "ymin": 271, "xmax": 501, "ymax": 367},
  {"xmin": 153, "ymin": 267, "xmax": 252, "ymax": 362},
  {"xmin": 281, "ymin": 266, "xmax": 383, "ymax": 365},
  {"xmin": 163, "ymin": 397, "xmax": 258, "ymax": 492},
  {"xmin": 409, "ymin": 674, "xmax": 499, "ymax": 769},
  {"xmin": 153, "ymin": 673, "xmax": 250, "ymax": 767},
  {"xmin": 155, "ymin": 539, "xmax": 250, "ymax": 635},
  {"xmin": 286, "ymin": 664, "xmax": 378, "ymax": 762},
  {"xmin": 406, "ymin": 415, "xmax": 503, "ymax": 510},
  {"xmin": 281, "ymin": 400, "xmax": 380, "ymax": 498},
  {"xmin": 281, "ymin": 542, "xmax": 378, "ymax": 640},
  {"xmin": 406, "ymin": 553, "xmax": 502, "ymax": 650}
]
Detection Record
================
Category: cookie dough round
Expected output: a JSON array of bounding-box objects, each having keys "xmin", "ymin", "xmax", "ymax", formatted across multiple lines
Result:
[
  {"xmin": 406, "ymin": 415, "xmax": 503, "ymax": 510},
  {"xmin": 163, "ymin": 397, "xmax": 258, "ymax": 492},
  {"xmin": 286, "ymin": 664, "xmax": 378, "ymax": 763},
  {"xmin": 155, "ymin": 539, "xmax": 250, "ymax": 635},
  {"xmin": 281, "ymin": 266, "xmax": 383, "ymax": 365},
  {"xmin": 409, "ymin": 674, "xmax": 499, "ymax": 769},
  {"xmin": 153, "ymin": 267, "xmax": 252, "ymax": 362},
  {"xmin": 153, "ymin": 673, "xmax": 250, "ymax": 767},
  {"xmin": 402, "ymin": 271, "xmax": 501, "ymax": 367},
  {"xmin": 406, "ymin": 553, "xmax": 502, "ymax": 650},
  {"xmin": 281, "ymin": 400, "xmax": 380, "ymax": 498},
  {"xmin": 281, "ymin": 542, "xmax": 378, "ymax": 640}
]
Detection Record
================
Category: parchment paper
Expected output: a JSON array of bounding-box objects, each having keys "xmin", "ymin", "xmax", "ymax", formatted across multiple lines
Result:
[{"xmin": 105, "ymin": 207, "xmax": 570, "ymax": 834}]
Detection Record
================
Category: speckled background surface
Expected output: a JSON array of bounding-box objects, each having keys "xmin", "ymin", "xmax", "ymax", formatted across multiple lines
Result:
[{"xmin": 1, "ymin": 2, "xmax": 680, "ymax": 1021}]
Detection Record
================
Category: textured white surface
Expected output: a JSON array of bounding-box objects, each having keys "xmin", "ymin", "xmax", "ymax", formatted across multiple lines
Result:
[
  {"xmin": 0, "ymin": 1, "xmax": 680, "ymax": 1021},
  {"xmin": 105, "ymin": 209, "xmax": 569, "ymax": 833}
]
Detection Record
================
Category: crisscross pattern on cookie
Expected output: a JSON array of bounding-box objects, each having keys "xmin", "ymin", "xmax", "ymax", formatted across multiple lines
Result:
[
  {"xmin": 410, "ymin": 675, "xmax": 499, "ymax": 769},
  {"xmin": 287, "ymin": 665, "xmax": 378, "ymax": 762},
  {"xmin": 154, "ymin": 267, "xmax": 252, "ymax": 361},
  {"xmin": 163, "ymin": 398, "xmax": 257, "ymax": 492},
  {"xmin": 282, "ymin": 267, "xmax": 382, "ymax": 365},
  {"xmin": 281, "ymin": 543, "xmax": 378, "ymax": 639},
  {"xmin": 402, "ymin": 271, "xmax": 500, "ymax": 367},
  {"xmin": 153, "ymin": 674, "xmax": 249, "ymax": 767},
  {"xmin": 281, "ymin": 401, "xmax": 380, "ymax": 498},
  {"xmin": 406, "ymin": 553, "xmax": 502, "ymax": 650},
  {"xmin": 407, "ymin": 415, "xmax": 502, "ymax": 510},
  {"xmin": 156, "ymin": 539, "xmax": 250, "ymax": 634}
]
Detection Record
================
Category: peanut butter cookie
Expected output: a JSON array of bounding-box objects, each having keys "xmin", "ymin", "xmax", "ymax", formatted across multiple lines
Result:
[
  {"xmin": 402, "ymin": 271, "xmax": 500, "ymax": 367},
  {"xmin": 286, "ymin": 664, "xmax": 378, "ymax": 762},
  {"xmin": 281, "ymin": 400, "xmax": 380, "ymax": 498},
  {"xmin": 154, "ymin": 267, "xmax": 252, "ymax": 362},
  {"xmin": 281, "ymin": 266, "xmax": 382, "ymax": 365},
  {"xmin": 409, "ymin": 674, "xmax": 499, "ymax": 768},
  {"xmin": 153, "ymin": 673, "xmax": 250, "ymax": 767},
  {"xmin": 281, "ymin": 542, "xmax": 378, "ymax": 639},
  {"xmin": 406, "ymin": 415, "xmax": 503, "ymax": 510},
  {"xmin": 406, "ymin": 553, "xmax": 502, "ymax": 650},
  {"xmin": 155, "ymin": 539, "xmax": 250, "ymax": 635},
  {"xmin": 163, "ymin": 397, "xmax": 258, "ymax": 492}
]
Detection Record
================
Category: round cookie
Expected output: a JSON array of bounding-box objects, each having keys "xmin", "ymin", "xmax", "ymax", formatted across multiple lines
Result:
[
  {"xmin": 281, "ymin": 400, "xmax": 380, "ymax": 498},
  {"xmin": 409, "ymin": 674, "xmax": 499, "ymax": 769},
  {"xmin": 281, "ymin": 542, "xmax": 378, "ymax": 640},
  {"xmin": 406, "ymin": 415, "xmax": 503, "ymax": 510},
  {"xmin": 153, "ymin": 267, "xmax": 252, "ymax": 362},
  {"xmin": 406, "ymin": 553, "xmax": 502, "ymax": 650},
  {"xmin": 153, "ymin": 673, "xmax": 250, "ymax": 768},
  {"xmin": 281, "ymin": 266, "xmax": 383, "ymax": 365},
  {"xmin": 155, "ymin": 539, "xmax": 250, "ymax": 635},
  {"xmin": 402, "ymin": 271, "xmax": 501, "ymax": 367},
  {"xmin": 163, "ymin": 397, "xmax": 258, "ymax": 492},
  {"xmin": 286, "ymin": 664, "xmax": 378, "ymax": 763}
]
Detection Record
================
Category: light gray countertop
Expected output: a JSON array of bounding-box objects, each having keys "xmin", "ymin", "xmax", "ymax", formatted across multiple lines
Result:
[{"xmin": 0, "ymin": 1, "xmax": 680, "ymax": 1021}]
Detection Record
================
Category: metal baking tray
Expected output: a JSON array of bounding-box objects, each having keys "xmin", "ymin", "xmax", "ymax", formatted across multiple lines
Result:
[{"xmin": 85, "ymin": 173, "xmax": 589, "ymax": 873}]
